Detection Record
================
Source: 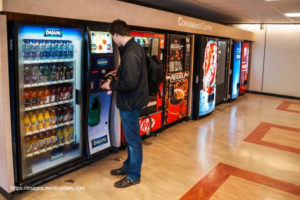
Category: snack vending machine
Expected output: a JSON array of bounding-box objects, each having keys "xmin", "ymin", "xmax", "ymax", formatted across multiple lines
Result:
[
  {"xmin": 216, "ymin": 39, "xmax": 230, "ymax": 105},
  {"xmin": 239, "ymin": 42, "xmax": 250, "ymax": 95},
  {"xmin": 9, "ymin": 22, "xmax": 85, "ymax": 185},
  {"xmin": 85, "ymin": 28, "xmax": 115, "ymax": 156},
  {"xmin": 130, "ymin": 31, "xmax": 165, "ymax": 135},
  {"xmin": 192, "ymin": 36, "xmax": 218, "ymax": 119},
  {"xmin": 164, "ymin": 34, "xmax": 191, "ymax": 125},
  {"xmin": 229, "ymin": 41, "xmax": 242, "ymax": 100}
]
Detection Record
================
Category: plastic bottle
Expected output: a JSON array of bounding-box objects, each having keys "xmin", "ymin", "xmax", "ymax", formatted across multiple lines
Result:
[
  {"xmin": 23, "ymin": 40, "xmax": 30, "ymax": 60},
  {"xmin": 24, "ymin": 90, "xmax": 32, "ymax": 107},
  {"xmin": 32, "ymin": 135, "xmax": 39, "ymax": 155},
  {"xmin": 45, "ymin": 131, "xmax": 53, "ymax": 151},
  {"xmin": 63, "ymin": 126, "xmax": 69, "ymax": 144},
  {"xmin": 38, "ymin": 64, "xmax": 45, "ymax": 83},
  {"xmin": 38, "ymin": 133, "xmax": 46, "ymax": 153},
  {"xmin": 57, "ymin": 41, "xmax": 63, "ymax": 59},
  {"xmin": 68, "ymin": 105, "xmax": 74, "ymax": 121},
  {"xmin": 24, "ymin": 114, "xmax": 31, "ymax": 133},
  {"xmin": 50, "ymin": 87, "xmax": 57, "ymax": 103},
  {"xmin": 51, "ymin": 40, "xmax": 57, "ymax": 59},
  {"xmin": 69, "ymin": 67, "xmax": 73, "ymax": 79},
  {"xmin": 51, "ymin": 64, "xmax": 57, "ymax": 81},
  {"xmin": 24, "ymin": 65, "xmax": 31, "ymax": 84},
  {"xmin": 44, "ymin": 89, "xmax": 51, "ymax": 104},
  {"xmin": 37, "ymin": 110, "xmax": 44, "ymax": 130},
  {"xmin": 45, "ymin": 40, "xmax": 51, "ymax": 59},
  {"xmin": 51, "ymin": 129, "xmax": 58, "ymax": 148},
  {"xmin": 56, "ymin": 106, "xmax": 62, "ymax": 124},
  {"xmin": 63, "ymin": 106, "xmax": 69, "ymax": 122},
  {"xmin": 25, "ymin": 136, "xmax": 33, "ymax": 157},
  {"xmin": 31, "ymin": 64, "xmax": 39, "ymax": 83},
  {"xmin": 68, "ymin": 125, "xmax": 74, "ymax": 143},
  {"xmin": 39, "ymin": 40, "xmax": 45, "ymax": 60},
  {"xmin": 57, "ymin": 128, "xmax": 64, "ymax": 146},
  {"xmin": 29, "ymin": 40, "xmax": 36, "ymax": 60},
  {"xmin": 30, "ymin": 112, "xmax": 38, "ymax": 131},
  {"xmin": 56, "ymin": 65, "xmax": 61, "ymax": 81},
  {"xmin": 61, "ymin": 65, "xmax": 67, "ymax": 80},
  {"xmin": 62, "ymin": 86, "xmax": 68, "ymax": 100},
  {"xmin": 44, "ymin": 64, "xmax": 51, "ymax": 82},
  {"xmin": 31, "ymin": 90, "xmax": 39, "ymax": 106},
  {"xmin": 32, "ymin": 40, "xmax": 39, "ymax": 60},
  {"xmin": 50, "ymin": 108, "xmax": 56, "ymax": 126},
  {"xmin": 44, "ymin": 109, "xmax": 51, "ymax": 128},
  {"xmin": 38, "ymin": 89, "xmax": 44, "ymax": 105},
  {"xmin": 56, "ymin": 87, "xmax": 62, "ymax": 102},
  {"xmin": 62, "ymin": 41, "xmax": 68, "ymax": 58},
  {"xmin": 69, "ymin": 85, "xmax": 73, "ymax": 99}
]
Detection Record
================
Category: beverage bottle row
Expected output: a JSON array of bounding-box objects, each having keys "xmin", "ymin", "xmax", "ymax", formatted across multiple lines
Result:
[
  {"xmin": 24, "ymin": 85, "xmax": 73, "ymax": 107},
  {"xmin": 25, "ymin": 125, "xmax": 74, "ymax": 157},
  {"xmin": 22, "ymin": 39, "xmax": 74, "ymax": 60},
  {"xmin": 24, "ymin": 63, "xmax": 73, "ymax": 84},
  {"xmin": 24, "ymin": 105, "xmax": 74, "ymax": 132}
]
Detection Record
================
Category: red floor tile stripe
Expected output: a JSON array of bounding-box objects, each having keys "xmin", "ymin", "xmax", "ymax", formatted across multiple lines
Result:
[{"xmin": 277, "ymin": 101, "xmax": 300, "ymax": 113}]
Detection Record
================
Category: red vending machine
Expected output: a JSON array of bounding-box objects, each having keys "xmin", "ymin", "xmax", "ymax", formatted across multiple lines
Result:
[
  {"xmin": 164, "ymin": 34, "xmax": 191, "ymax": 126},
  {"xmin": 239, "ymin": 42, "xmax": 250, "ymax": 95},
  {"xmin": 130, "ymin": 31, "xmax": 165, "ymax": 136}
]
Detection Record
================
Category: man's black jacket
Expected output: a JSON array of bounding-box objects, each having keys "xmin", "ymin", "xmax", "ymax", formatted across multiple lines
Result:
[{"xmin": 110, "ymin": 38, "xmax": 149, "ymax": 110}]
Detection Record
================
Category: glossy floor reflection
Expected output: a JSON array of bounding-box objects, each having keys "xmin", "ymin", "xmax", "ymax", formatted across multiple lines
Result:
[{"xmin": 13, "ymin": 94, "xmax": 300, "ymax": 200}]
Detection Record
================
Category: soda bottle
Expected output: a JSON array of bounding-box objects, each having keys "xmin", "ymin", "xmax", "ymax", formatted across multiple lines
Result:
[
  {"xmin": 31, "ymin": 90, "xmax": 39, "ymax": 106},
  {"xmin": 69, "ymin": 85, "xmax": 73, "ymax": 99},
  {"xmin": 32, "ymin": 134, "xmax": 40, "ymax": 155},
  {"xmin": 56, "ymin": 86, "xmax": 62, "ymax": 102},
  {"xmin": 50, "ymin": 87, "xmax": 57, "ymax": 103},
  {"xmin": 67, "ymin": 41, "xmax": 74, "ymax": 59},
  {"xmin": 62, "ymin": 86, "xmax": 68, "ymax": 100},
  {"xmin": 44, "ymin": 131, "xmax": 52, "ymax": 151},
  {"xmin": 38, "ymin": 64, "xmax": 45, "ymax": 83},
  {"xmin": 56, "ymin": 106, "xmax": 63, "ymax": 124},
  {"xmin": 63, "ymin": 106, "xmax": 69, "ymax": 122},
  {"xmin": 50, "ymin": 108, "xmax": 56, "ymax": 126},
  {"xmin": 57, "ymin": 128, "xmax": 64, "ymax": 146},
  {"xmin": 37, "ymin": 110, "xmax": 44, "ymax": 130},
  {"xmin": 51, "ymin": 40, "xmax": 57, "ymax": 59},
  {"xmin": 50, "ymin": 129, "xmax": 58, "ymax": 148},
  {"xmin": 31, "ymin": 64, "xmax": 39, "ymax": 83},
  {"xmin": 69, "ymin": 67, "xmax": 73, "ymax": 79},
  {"xmin": 44, "ymin": 109, "xmax": 51, "ymax": 128},
  {"xmin": 68, "ymin": 125, "xmax": 74, "ymax": 143},
  {"xmin": 56, "ymin": 64, "xmax": 61, "ymax": 81},
  {"xmin": 62, "ymin": 41, "xmax": 68, "ymax": 58},
  {"xmin": 38, "ymin": 89, "xmax": 44, "ymax": 105},
  {"xmin": 44, "ymin": 64, "xmax": 51, "ymax": 82},
  {"xmin": 44, "ymin": 40, "xmax": 51, "ymax": 59},
  {"xmin": 38, "ymin": 133, "xmax": 46, "ymax": 153},
  {"xmin": 24, "ymin": 90, "xmax": 32, "ymax": 107},
  {"xmin": 24, "ymin": 65, "xmax": 31, "ymax": 84},
  {"xmin": 44, "ymin": 89, "xmax": 51, "ymax": 104},
  {"xmin": 65, "ymin": 66, "xmax": 70, "ymax": 80},
  {"xmin": 30, "ymin": 112, "xmax": 38, "ymax": 131},
  {"xmin": 63, "ymin": 126, "xmax": 69, "ymax": 144},
  {"xmin": 51, "ymin": 64, "xmax": 57, "ymax": 81},
  {"xmin": 24, "ymin": 114, "xmax": 31, "ymax": 133},
  {"xmin": 23, "ymin": 40, "xmax": 30, "ymax": 60},
  {"xmin": 68, "ymin": 105, "xmax": 74, "ymax": 121},
  {"xmin": 57, "ymin": 41, "xmax": 63, "ymax": 59},
  {"xmin": 61, "ymin": 65, "xmax": 67, "ymax": 80},
  {"xmin": 39, "ymin": 40, "xmax": 45, "ymax": 60},
  {"xmin": 25, "ymin": 136, "xmax": 33, "ymax": 157}
]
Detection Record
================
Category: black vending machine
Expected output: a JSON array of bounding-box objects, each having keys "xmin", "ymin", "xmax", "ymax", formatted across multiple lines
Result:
[{"xmin": 85, "ymin": 27, "xmax": 115, "ymax": 157}]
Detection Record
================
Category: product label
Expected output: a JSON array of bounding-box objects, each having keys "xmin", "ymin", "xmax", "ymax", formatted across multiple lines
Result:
[
  {"xmin": 51, "ymin": 151, "xmax": 64, "ymax": 161},
  {"xmin": 92, "ymin": 135, "xmax": 108, "ymax": 148},
  {"xmin": 44, "ymin": 29, "xmax": 63, "ymax": 37}
]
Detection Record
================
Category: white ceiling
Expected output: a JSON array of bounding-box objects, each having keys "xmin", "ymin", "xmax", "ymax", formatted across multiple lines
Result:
[{"xmin": 120, "ymin": 0, "xmax": 300, "ymax": 24}]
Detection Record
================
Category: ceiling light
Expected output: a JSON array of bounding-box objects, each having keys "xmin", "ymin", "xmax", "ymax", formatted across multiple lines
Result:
[{"xmin": 285, "ymin": 13, "xmax": 300, "ymax": 17}]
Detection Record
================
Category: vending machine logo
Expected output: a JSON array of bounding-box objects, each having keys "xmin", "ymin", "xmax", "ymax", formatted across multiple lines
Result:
[
  {"xmin": 140, "ymin": 117, "xmax": 156, "ymax": 133},
  {"xmin": 92, "ymin": 135, "xmax": 108, "ymax": 148},
  {"xmin": 97, "ymin": 58, "xmax": 109, "ymax": 67},
  {"xmin": 50, "ymin": 151, "xmax": 64, "ymax": 161},
  {"xmin": 44, "ymin": 29, "xmax": 63, "ymax": 37},
  {"xmin": 170, "ymin": 73, "xmax": 184, "ymax": 82}
]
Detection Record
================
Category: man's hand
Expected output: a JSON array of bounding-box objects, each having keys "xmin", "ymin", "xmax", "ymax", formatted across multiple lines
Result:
[{"xmin": 101, "ymin": 79, "xmax": 112, "ymax": 90}]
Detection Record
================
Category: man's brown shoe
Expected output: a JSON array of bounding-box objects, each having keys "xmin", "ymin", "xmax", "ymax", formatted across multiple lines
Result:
[
  {"xmin": 114, "ymin": 177, "xmax": 140, "ymax": 188},
  {"xmin": 110, "ymin": 168, "xmax": 127, "ymax": 176}
]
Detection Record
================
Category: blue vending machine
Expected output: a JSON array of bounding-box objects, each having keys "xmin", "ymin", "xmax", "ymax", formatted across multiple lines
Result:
[
  {"xmin": 85, "ymin": 28, "xmax": 115, "ymax": 156},
  {"xmin": 230, "ymin": 41, "xmax": 242, "ymax": 100}
]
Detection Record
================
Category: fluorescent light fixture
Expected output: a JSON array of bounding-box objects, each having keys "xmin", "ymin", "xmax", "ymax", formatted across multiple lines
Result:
[{"xmin": 285, "ymin": 13, "xmax": 300, "ymax": 17}]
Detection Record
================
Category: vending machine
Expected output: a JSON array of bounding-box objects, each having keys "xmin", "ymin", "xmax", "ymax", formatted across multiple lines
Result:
[
  {"xmin": 192, "ymin": 36, "xmax": 218, "ymax": 119},
  {"xmin": 85, "ymin": 28, "xmax": 115, "ymax": 156},
  {"xmin": 130, "ymin": 31, "xmax": 165, "ymax": 136},
  {"xmin": 9, "ymin": 22, "xmax": 85, "ymax": 185},
  {"xmin": 239, "ymin": 42, "xmax": 250, "ymax": 95},
  {"xmin": 164, "ymin": 34, "xmax": 191, "ymax": 125},
  {"xmin": 216, "ymin": 39, "xmax": 230, "ymax": 105},
  {"xmin": 229, "ymin": 41, "xmax": 242, "ymax": 100}
]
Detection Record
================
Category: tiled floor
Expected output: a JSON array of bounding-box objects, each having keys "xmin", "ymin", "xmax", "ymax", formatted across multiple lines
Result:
[{"xmin": 9, "ymin": 94, "xmax": 300, "ymax": 200}]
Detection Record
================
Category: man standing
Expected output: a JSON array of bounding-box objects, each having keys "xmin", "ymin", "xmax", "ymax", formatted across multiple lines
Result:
[{"xmin": 101, "ymin": 19, "xmax": 148, "ymax": 188}]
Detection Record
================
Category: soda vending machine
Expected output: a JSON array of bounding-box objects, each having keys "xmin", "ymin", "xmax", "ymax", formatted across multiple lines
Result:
[
  {"xmin": 229, "ymin": 41, "xmax": 242, "ymax": 100},
  {"xmin": 130, "ymin": 31, "xmax": 165, "ymax": 136},
  {"xmin": 164, "ymin": 34, "xmax": 191, "ymax": 125},
  {"xmin": 192, "ymin": 36, "xmax": 218, "ymax": 119},
  {"xmin": 9, "ymin": 22, "xmax": 85, "ymax": 185},
  {"xmin": 239, "ymin": 42, "xmax": 250, "ymax": 95},
  {"xmin": 216, "ymin": 39, "xmax": 230, "ymax": 105},
  {"xmin": 85, "ymin": 28, "xmax": 115, "ymax": 156}
]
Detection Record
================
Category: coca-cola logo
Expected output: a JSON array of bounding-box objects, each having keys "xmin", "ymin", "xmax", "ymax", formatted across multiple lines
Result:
[
  {"xmin": 170, "ymin": 73, "xmax": 184, "ymax": 82},
  {"xmin": 140, "ymin": 117, "xmax": 156, "ymax": 133}
]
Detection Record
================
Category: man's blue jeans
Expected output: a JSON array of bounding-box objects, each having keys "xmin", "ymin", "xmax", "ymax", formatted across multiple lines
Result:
[{"xmin": 120, "ymin": 108, "xmax": 142, "ymax": 181}]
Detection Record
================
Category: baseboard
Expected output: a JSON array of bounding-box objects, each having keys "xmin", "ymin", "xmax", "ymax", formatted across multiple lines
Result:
[
  {"xmin": 0, "ymin": 187, "xmax": 13, "ymax": 200},
  {"xmin": 247, "ymin": 90, "xmax": 300, "ymax": 100}
]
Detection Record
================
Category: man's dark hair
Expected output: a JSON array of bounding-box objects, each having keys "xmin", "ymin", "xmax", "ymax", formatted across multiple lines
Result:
[{"xmin": 109, "ymin": 20, "xmax": 130, "ymax": 36}]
